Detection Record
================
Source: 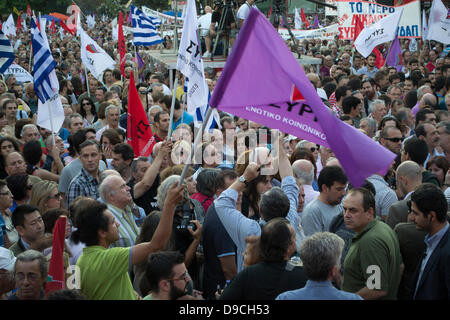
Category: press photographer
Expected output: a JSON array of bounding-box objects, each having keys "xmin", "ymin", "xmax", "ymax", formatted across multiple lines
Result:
[{"xmin": 203, "ymin": 0, "xmax": 238, "ymax": 58}]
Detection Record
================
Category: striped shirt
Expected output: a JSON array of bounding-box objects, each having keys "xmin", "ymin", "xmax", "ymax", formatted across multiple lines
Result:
[{"xmin": 107, "ymin": 204, "xmax": 140, "ymax": 248}]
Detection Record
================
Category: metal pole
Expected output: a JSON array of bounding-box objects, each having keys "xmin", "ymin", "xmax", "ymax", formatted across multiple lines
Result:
[
  {"xmin": 168, "ymin": 74, "xmax": 179, "ymax": 140},
  {"xmin": 178, "ymin": 107, "xmax": 213, "ymax": 186}
]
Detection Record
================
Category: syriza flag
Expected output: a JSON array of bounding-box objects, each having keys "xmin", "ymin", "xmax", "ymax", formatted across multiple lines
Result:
[
  {"xmin": 80, "ymin": 28, "xmax": 116, "ymax": 79},
  {"xmin": 354, "ymin": 9, "xmax": 404, "ymax": 58},
  {"xmin": 427, "ymin": 0, "xmax": 450, "ymax": 44}
]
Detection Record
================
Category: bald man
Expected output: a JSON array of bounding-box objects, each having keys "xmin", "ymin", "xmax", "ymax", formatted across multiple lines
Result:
[
  {"xmin": 386, "ymin": 161, "xmax": 422, "ymax": 229},
  {"xmin": 419, "ymin": 93, "xmax": 438, "ymax": 111},
  {"xmin": 292, "ymin": 159, "xmax": 319, "ymax": 208}
]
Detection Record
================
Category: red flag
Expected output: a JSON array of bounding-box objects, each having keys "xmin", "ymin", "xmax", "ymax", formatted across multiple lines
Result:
[
  {"xmin": 268, "ymin": 6, "xmax": 272, "ymax": 19},
  {"xmin": 373, "ymin": 46, "xmax": 385, "ymax": 69},
  {"xmin": 16, "ymin": 13, "xmax": 23, "ymax": 32},
  {"xmin": 60, "ymin": 20, "xmax": 76, "ymax": 35},
  {"xmin": 353, "ymin": 15, "xmax": 364, "ymax": 42},
  {"xmin": 125, "ymin": 12, "xmax": 129, "ymax": 24},
  {"xmin": 118, "ymin": 12, "xmax": 126, "ymax": 78},
  {"xmin": 44, "ymin": 216, "xmax": 67, "ymax": 296},
  {"xmin": 127, "ymin": 71, "xmax": 155, "ymax": 157},
  {"xmin": 50, "ymin": 19, "xmax": 56, "ymax": 34},
  {"xmin": 27, "ymin": 4, "xmax": 32, "ymax": 17},
  {"xmin": 300, "ymin": 8, "xmax": 309, "ymax": 28}
]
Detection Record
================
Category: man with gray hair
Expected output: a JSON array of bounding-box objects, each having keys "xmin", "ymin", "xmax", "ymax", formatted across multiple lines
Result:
[
  {"xmin": 412, "ymin": 85, "xmax": 433, "ymax": 116},
  {"xmin": 359, "ymin": 117, "xmax": 377, "ymax": 138},
  {"xmin": 8, "ymin": 250, "xmax": 47, "ymax": 300},
  {"xmin": 368, "ymin": 100, "xmax": 386, "ymax": 128},
  {"xmin": 386, "ymin": 161, "xmax": 423, "ymax": 229},
  {"xmin": 95, "ymin": 105, "xmax": 125, "ymax": 140},
  {"xmin": 21, "ymin": 124, "xmax": 40, "ymax": 144},
  {"xmin": 276, "ymin": 232, "xmax": 363, "ymax": 300},
  {"xmin": 99, "ymin": 174, "xmax": 140, "ymax": 248},
  {"xmin": 292, "ymin": 159, "xmax": 319, "ymax": 207},
  {"xmin": 66, "ymin": 113, "xmax": 84, "ymax": 136}
]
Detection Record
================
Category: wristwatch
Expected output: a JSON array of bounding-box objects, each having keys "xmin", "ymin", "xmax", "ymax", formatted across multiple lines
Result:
[{"xmin": 239, "ymin": 175, "xmax": 248, "ymax": 186}]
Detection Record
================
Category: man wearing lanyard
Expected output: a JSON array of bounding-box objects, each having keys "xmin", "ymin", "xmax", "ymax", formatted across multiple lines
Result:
[
  {"xmin": 237, "ymin": 0, "xmax": 257, "ymax": 28},
  {"xmin": 410, "ymin": 183, "xmax": 450, "ymax": 300}
]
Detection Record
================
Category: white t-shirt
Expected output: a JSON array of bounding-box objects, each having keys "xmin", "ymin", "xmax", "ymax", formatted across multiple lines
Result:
[
  {"xmin": 198, "ymin": 13, "xmax": 212, "ymax": 36},
  {"xmin": 237, "ymin": 2, "xmax": 256, "ymax": 21}
]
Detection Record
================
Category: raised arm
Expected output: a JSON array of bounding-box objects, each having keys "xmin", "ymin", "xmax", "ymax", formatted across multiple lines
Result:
[
  {"xmin": 133, "ymin": 140, "xmax": 172, "ymax": 199},
  {"xmin": 131, "ymin": 182, "xmax": 185, "ymax": 265}
]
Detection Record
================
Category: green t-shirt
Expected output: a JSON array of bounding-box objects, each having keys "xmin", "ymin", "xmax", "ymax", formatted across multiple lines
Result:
[
  {"xmin": 76, "ymin": 246, "xmax": 136, "ymax": 300},
  {"xmin": 342, "ymin": 219, "xmax": 402, "ymax": 300}
]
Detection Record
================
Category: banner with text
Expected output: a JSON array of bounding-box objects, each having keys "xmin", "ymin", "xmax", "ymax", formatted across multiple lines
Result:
[
  {"xmin": 337, "ymin": 0, "xmax": 421, "ymax": 39},
  {"xmin": 278, "ymin": 24, "xmax": 340, "ymax": 41},
  {"xmin": 325, "ymin": 0, "xmax": 338, "ymax": 16}
]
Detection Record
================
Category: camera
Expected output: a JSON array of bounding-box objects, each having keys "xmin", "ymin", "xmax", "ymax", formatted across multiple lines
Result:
[{"xmin": 174, "ymin": 201, "xmax": 197, "ymax": 233}]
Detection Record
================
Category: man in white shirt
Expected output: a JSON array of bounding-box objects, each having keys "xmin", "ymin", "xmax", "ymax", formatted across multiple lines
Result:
[
  {"xmin": 198, "ymin": 6, "xmax": 212, "ymax": 37},
  {"xmin": 237, "ymin": 0, "xmax": 257, "ymax": 28}
]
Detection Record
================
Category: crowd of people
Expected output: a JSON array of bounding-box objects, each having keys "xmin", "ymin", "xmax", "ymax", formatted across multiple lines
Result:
[{"xmin": 0, "ymin": 2, "xmax": 449, "ymax": 301}]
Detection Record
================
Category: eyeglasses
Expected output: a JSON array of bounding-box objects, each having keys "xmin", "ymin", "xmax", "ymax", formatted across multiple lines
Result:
[
  {"xmin": 167, "ymin": 271, "xmax": 189, "ymax": 282},
  {"xmin": 0, "ymin": 191, "xmax": 12, "ymax": 196},
  {"xmin": 48, "ymin": 192, "xmax": 63, "ymax": 200},
  {"xmin": 138, "ymin": 90, "xmax": 147, "ymax": 94},
  {"xmin": 384, "ymin": 137, "xmax": 402, "ymax": 143}
]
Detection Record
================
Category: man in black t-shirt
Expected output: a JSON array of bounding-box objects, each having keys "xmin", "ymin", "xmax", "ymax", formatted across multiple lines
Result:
[{"xmin": 203, "ymin": 1, "xmax": 237, "ymax": 58}]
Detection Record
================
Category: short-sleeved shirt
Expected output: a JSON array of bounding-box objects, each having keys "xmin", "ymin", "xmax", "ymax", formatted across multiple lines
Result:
[
  {"xmin": 202, "ymin": 203, "xmax": 236, "ymax": 299},
  {"xmin": 66, "ymin": 167, "xmax": 100, "ymax": 207},
  {"xmin": 59, "ymin": 158, "xmax": 106, "ymax": 194},
  {"xmin": 367, "ymin": 175, "xmax": 398, "ymax": 218},
  {"xmin": 301, "ymin": 197, "xmax": 343, "ymax": 237},
  {"xmin": 128, "ymin": 175, "xmax": 160, "ymax": 215},
  {"xmin": 76, "ymin": 246, "xmax": 136, "ymax": 300},
  {"xmin": 342, "ymin": 219, "xmax": 402, "ymax": 300}
]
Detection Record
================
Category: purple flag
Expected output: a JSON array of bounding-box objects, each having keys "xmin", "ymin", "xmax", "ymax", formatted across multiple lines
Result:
[
  {"xmin": 385, "ymin": 35, "xmax": 402, "ymax": 72},
  {"xmin": 136, "ymin": 51, "xmax": 145, "ymax": 81},
  {"xmin": 209, "ymin": 8, "xmax": 396, "ymax": 187},
  {"xmin": 312, "ymin": 15, "xmax": 319, "ymax": 28}
]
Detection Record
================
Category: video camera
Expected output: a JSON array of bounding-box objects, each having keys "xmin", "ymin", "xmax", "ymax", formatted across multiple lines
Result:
[
  {"xmin": 214, "ymin": 0, "xmax": 238, "ymax": 10},
  {"xmin": 174, "ymin": 201, "xmax": 197, "ymax": 234}
]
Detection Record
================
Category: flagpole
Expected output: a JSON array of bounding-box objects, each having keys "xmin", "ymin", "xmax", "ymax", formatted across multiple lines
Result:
[
  {"xmin": 28, "ymin": 42, "xmax": 33, "ymax": 72},
  {"xmin": 168, "ymin": 72, "xmax": 179, "ymax": 140},
  {"xmin": 134, "ymin": 45, "xmax": 138, "ymax": 83},
  {"xmin": 178, "ymin": 107, "xmax": 213, "ymax": 186},
  {"xmin": 84, "ymin": 66, "xmax": 90, "ymax": 97}
]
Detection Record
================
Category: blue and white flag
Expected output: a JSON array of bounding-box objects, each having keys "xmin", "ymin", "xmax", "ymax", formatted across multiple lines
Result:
[
  {"xmin": 130, "ymin": 5, "xmax": 163, "ymax": 46},
  {"xmin": 0, "ymin": 30, "xmax": 14, "ymax": 73},
  {"xmin": 185, "ymin": 77, "xmax": 220, "ymax": 130},
  {"xmin": 30, "ymin": 17, "xmax": 65, "ymax": 134},
  {"xmin": 30, "ymin": 18, "xmax": 56, "ymax": 103}
]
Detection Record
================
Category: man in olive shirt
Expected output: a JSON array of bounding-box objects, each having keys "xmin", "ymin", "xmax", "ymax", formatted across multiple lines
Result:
[{"xmin": 342, "ymin": 188, "xmax": 402, "ymax": 300}]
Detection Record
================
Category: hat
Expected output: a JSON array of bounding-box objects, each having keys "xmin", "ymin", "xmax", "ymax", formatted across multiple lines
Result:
[{"xmin": 0, "ymin": 247, "xmax": 16, "ymax": 272}]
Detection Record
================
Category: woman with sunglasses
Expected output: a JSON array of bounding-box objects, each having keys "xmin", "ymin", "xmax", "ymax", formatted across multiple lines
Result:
[
  {"xmin": 79, "ymin": 97, "xmax": 98, "ymax": 128},
  {"xmin": 29, "ymin": 180, "xmax": 63, "ymax": 215}
]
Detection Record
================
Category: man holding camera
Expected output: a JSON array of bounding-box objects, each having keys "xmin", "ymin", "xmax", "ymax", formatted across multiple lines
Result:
[{"xmin": 203, "ymin": 0, "xmax": 237, "ymax": 58}]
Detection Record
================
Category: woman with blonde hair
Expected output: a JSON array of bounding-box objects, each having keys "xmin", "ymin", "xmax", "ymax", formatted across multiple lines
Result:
[
  {"xmin": 29, "ymin": 180, "xmax": 62, "ymax": 214},
  {"xmin": 0, "ymin": 80, "xmax": 8, "ymax": 95}
]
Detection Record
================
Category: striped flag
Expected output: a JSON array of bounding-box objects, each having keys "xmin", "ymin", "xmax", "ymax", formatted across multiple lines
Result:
[
  {"xmin": 0, "ymin": 30, "xmax": 14, "ymax": 73},
  {"xmin": 30, "ymin": 18, "xmax": 56, "ymax": 103},
  {"xmin": 185, "ymin": 77, "xmax": 220, "ymax": 130},
  {"xmin": 130, "ymin": 5, "xmax": 163, "ymax": 46}
]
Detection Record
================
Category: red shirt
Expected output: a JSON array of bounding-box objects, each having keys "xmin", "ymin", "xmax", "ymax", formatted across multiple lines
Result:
[{"xmin": 191, "ymin": 193, "xmax": 214, "ymax": 214}]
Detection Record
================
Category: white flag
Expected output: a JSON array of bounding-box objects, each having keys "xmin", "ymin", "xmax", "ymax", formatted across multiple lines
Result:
[
  {"xmin": 87, "ymin": 15, "xmax": 96, "ymax": 29},
  {"xmin": 427, "ymin": 0, "xmax": 450, "ymax": 44},
  {"xmin": 80, "ymin": 28, "xmax": 116, "ymax": 79},
  {"xmin": 176, "ymin": 0, "xmax": 209, "ymax": 115},
  {"xmin": 354, "ymin": 9, "xmax": 403, "ymax": 58},
  {"xmin": 409, "ymin": 38, "xmax": 418, "ymax": 52},
  {"xmin": 3, "ymin": 63, "xmax": 33, "ymax": 83},
  {"xmin": 294, "ymin": 8, "xmax": 302, "ymax": 30},
  {"xmin": 2, "ymin": 14, "xmax": 16, "ymax": 37},
  {"xmin": 422, "ymin": 10, "xmax": 428, "ymax": 40}
]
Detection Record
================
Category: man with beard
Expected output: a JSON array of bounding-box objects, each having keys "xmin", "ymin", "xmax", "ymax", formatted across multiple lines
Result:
[
  {"xmin": 111, "ymin": 143, "xmax": 134, "ymax": 184},
  {"xmin": 301, "ymin": 166, "xmax": 348, "ymax": 236},
  {"xmin": 144, "ymin": 251, "xmax": 198, "ymax": 300},
  {"xmin": 59, "ymin": 79, "xmax": 74, "ymax": 104},
  {"xmin": 416, "ymin": 122, "xmax": 445, "ymax": 167},
  {"xmin": 356, "ymin": 53, "xmax": 379, "ymax": 79},
  {"xmin": 361, "ymin": 78, "xmax": 379, "ymax": 116}
]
